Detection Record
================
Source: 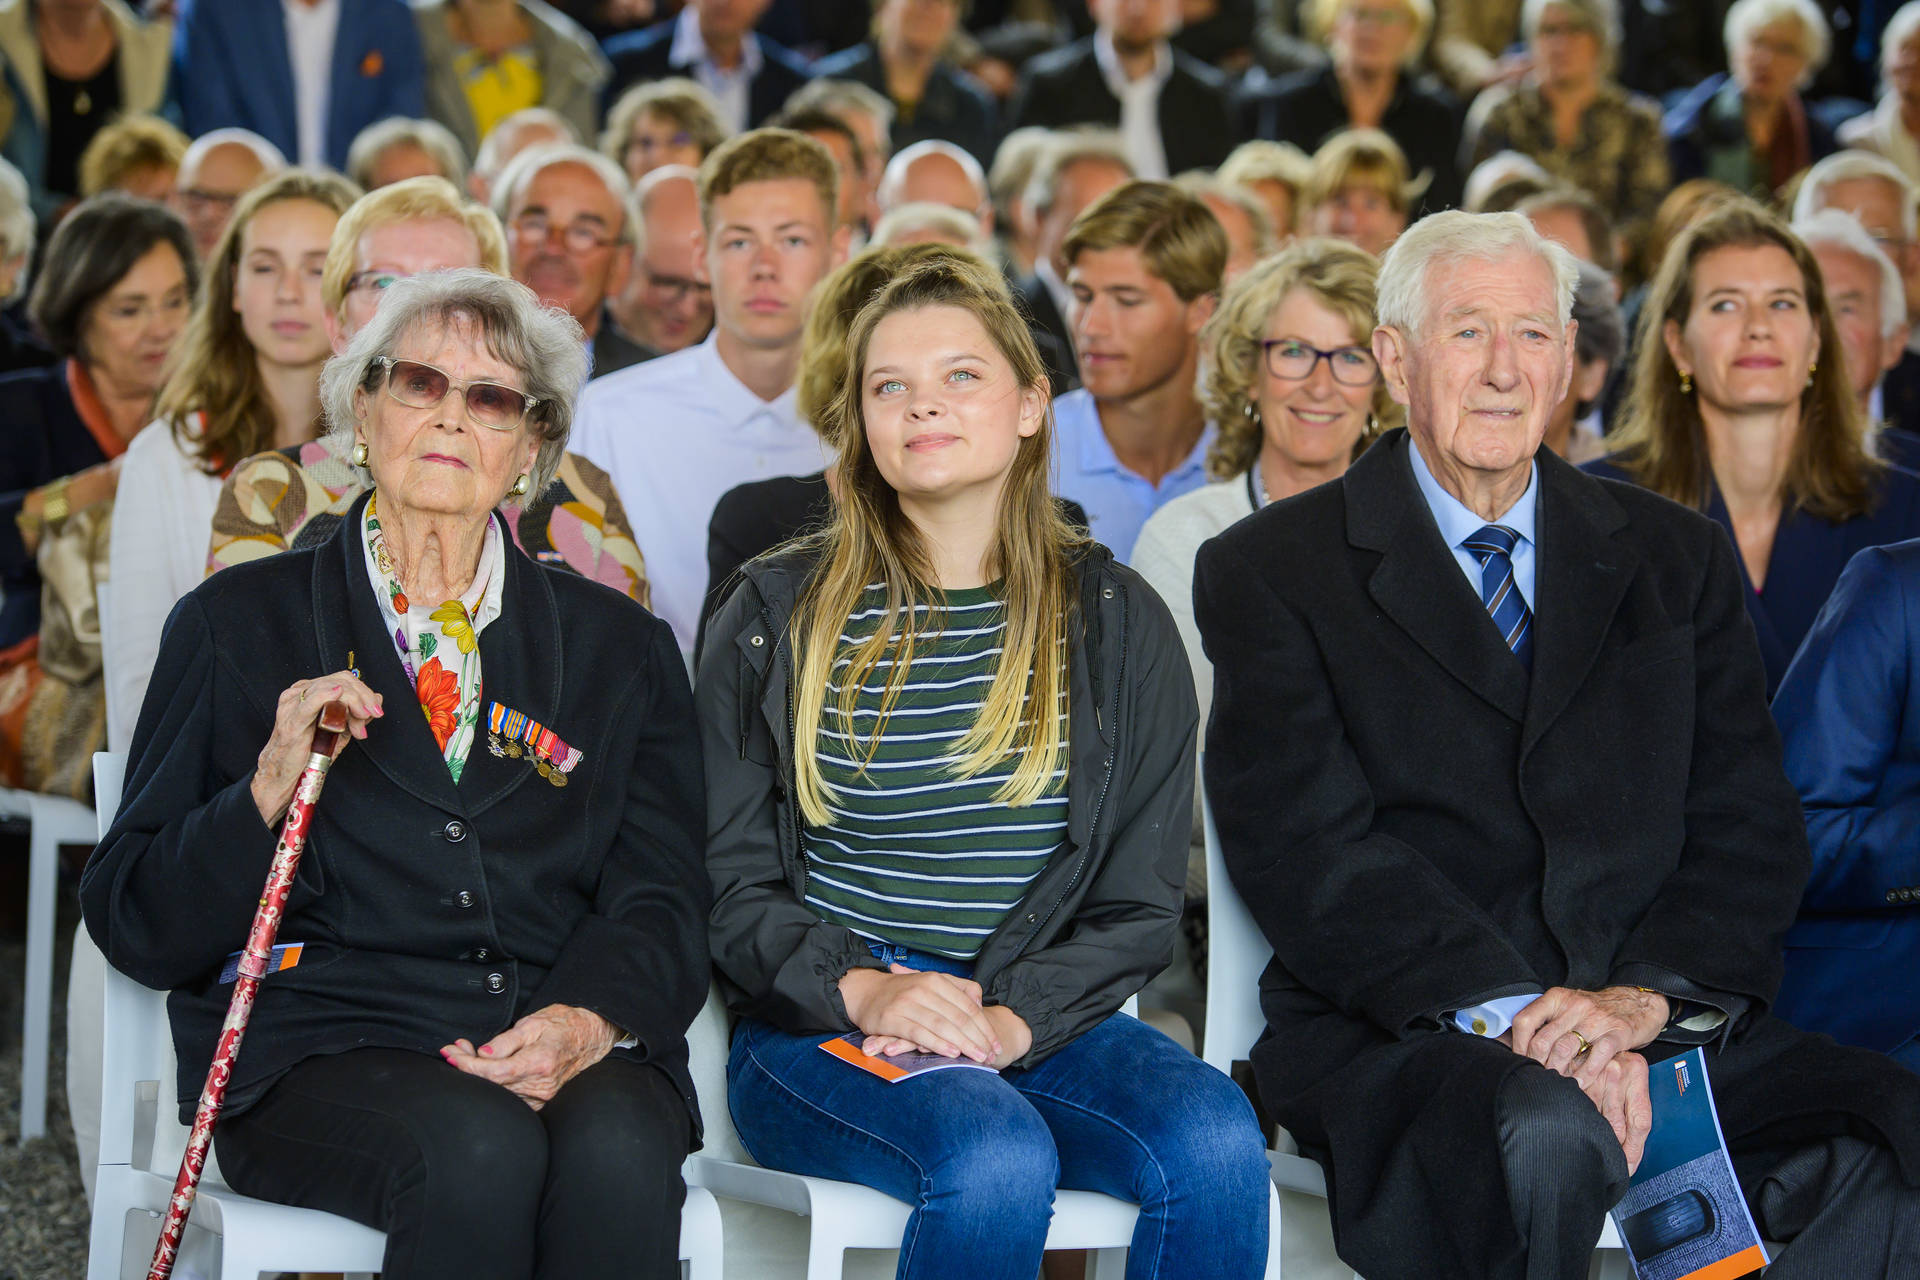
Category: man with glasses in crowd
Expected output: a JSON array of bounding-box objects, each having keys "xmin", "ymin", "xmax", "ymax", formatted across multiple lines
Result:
[
  {"xmin": 168, "ymin": 129, "xmax": 287, "ymax": 261},
  {"xmin": 492, "ymin": 143, "xmax": 653, "ymax": 376},
  {"xmin": 612, "ymin": 165, "xmax": 713, "ymax": 356},
  {"xmin": 573, "ymin": 128, "xmax": 847, "ymax": 658}
]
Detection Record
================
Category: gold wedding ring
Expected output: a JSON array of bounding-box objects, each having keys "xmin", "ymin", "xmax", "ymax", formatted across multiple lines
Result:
[
  {"xmin": 1571, "ymin": 1030, "xmax": 1593, "ymax": 1056},
  {"xmin": 298, "ymin": 687, "xmax": 309, "ymax": 704}
]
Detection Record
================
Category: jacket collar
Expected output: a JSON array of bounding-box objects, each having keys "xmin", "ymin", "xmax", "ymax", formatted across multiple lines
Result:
[
  {"xmin": 314, "ymin": 490, "xmax": 563, "ymax": 816},
  {"xmin": 1345, "ymin": 430, "xmax": 1635, "ymax": 741}
]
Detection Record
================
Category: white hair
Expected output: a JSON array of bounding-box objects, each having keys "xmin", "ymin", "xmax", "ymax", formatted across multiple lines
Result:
[
  {"xmin": 1462, "ymin": 150, "xmax": 1553, "ymax": 212},
  {"xmin": 878, "ymin": 139, "xmax": 988, "ymax": 214},
  {"xmin": 1724, "ymin": 0, "xmax": 1830, "ymax": 84},
  {"xmin": 1795, "ymin": 208, "xmax": 1907, "ymax": 339},
  {"xmin": 1022, "ymin": 130, "xmax": 1134, "ymax": 216},
  {"xmin": 1887, "ymin": 2, "xmax": 1920, "ymax": 81},
  {"xmin": 1376, "ymin": 210, "xmax": 1579, "ymax": 338},
  {"xmin": 346, "ymin": 116, "xmax": 469, "ymax": 189},
  {"xmin": 472, "ymin": 108, "xmax": 581, "ymax": 185},
  {"xmin": 320, "ymin": 269, "xmax": 587, "ymax": 496},
  {"xmin": 628, "ymin": 163, "xmax": 699, "ymax": 256},
  {"xmin": 871, "ymin": 202, "xmax": 992, "ymax": 255},
  {"xmin": 782, "ymin": 79, "xmax": 895, "ymax": 162},
  {"xmin": 180, "ymin": 127, "xmax": 287, "ymax": 176},
  {"xmin": 1792, "ymin": 150, "xmax": 1920, "ymax": 239},
  {"xmin": 0, "ymin": 156, "xmax": 31, "ymax": 301},
  {"xmin": 492, "ymin": 143, "xmax": 635, "ymax": 245}
]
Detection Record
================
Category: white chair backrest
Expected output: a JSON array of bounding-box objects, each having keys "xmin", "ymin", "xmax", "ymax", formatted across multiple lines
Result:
[
  {"xmin": 1200, "ymin": 780, "xmax": 1273, "ymax": 1077},
  {"xmin": 93, "ymin": 751, "xmax": 124, "ymax": 840},
  {"xmin": 97, "ymin": 583, "xmax": 118, "ymax": 749},
  {"xmin": 686, "ymin": 981, "xmax": 753, "ymax": 1165}
]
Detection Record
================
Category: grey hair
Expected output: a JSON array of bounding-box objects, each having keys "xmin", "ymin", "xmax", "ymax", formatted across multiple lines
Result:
[
  {"xmin": 1724, "ymin": 0, "xmax": 1830, "ymax": 84},
  {"xmin": 878, "ymin": 139, "xmax": 988, "ymax": 214},
  {"xmin": 1794, "ymin": 207, "xmax": 1908, "ymax": 339},
  {"xmin": 871, "ymin": 202, "xmax": 992, "ymax": 255},
  {"xmin": 1462, "ymin": 150, "xmax": 1553, "ymax": 212},
  {"xmin": 1569, "ymin": 258, "xmax": 1623, "ymax": 377},
  {"xmin": 1792, "ymin": 150, "xmax": 1919, "ymax": 239},
  {"xmin": 320, "ymin": 269, "xmax": 587, "ymax": 498},
  {"xmin": 0, "ymin": 156, "xmax": 33, "ymax": 302},
  {"xmin": 471, "ymin": 108, "xmax": 580, "ymax": 186},
  {"xmin": 1218, "ymin": 139, "xmax": 1313, "ymax": 193},
  {"xmin": 783, "ymin": 79, "xmax": 895, "ymax": 160},
  {"xmin": 491, "ymin": 143, "xmax": 635, "ymax": 246},
  {"xmin": 180, "ymin": 127, "xmax": 287, "ymax": 175},
  {"xmin": 1376, "ymin": 209, "xmax": 1579, "ymax": 338},
  {"xmin": 1023, "ymin": 130, "xmax": 1134, "ymax": 216},
  {"xmin": 1886, "ymin": 2, "xmax": 1920, "ymax": 80},
  {"xmin": 346, "ymin": 116, "xmax": 469, "ymax": 189}
]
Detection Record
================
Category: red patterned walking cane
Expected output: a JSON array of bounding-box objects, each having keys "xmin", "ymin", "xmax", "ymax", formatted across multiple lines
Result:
[{"xmin": 147, "ymin": 702, "xmax": 350, "ymax": 1280}]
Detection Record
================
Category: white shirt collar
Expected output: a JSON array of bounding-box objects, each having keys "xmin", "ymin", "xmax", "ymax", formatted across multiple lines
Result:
[
  {"xmin": 670, "ymin": 7, "xmax": 763, "ymax": 78},
  {"xmin": 694, "ymin": 331, "xmax": 801, "ymax": 432},
  {"xmin": 1092, "ymin": 28, "xmax": 1171, "ymax": 94}
]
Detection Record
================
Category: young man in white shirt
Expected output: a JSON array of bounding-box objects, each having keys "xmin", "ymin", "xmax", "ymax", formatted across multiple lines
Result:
[
  {"xmin": 1051, "ymin": 179, "xmax": 1225, "ymax": 559},
  {"xmin": 573, "ymin": 129, "xmax": 850, "ymax": 655}
]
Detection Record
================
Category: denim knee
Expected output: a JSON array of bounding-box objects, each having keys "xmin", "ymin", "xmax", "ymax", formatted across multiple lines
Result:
[{"xmin": 1142, "ymin": 1066, "xmax": 1271, "ymax": 1208}]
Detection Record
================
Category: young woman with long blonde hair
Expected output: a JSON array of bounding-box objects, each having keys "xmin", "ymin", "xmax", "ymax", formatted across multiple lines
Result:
[{"xmin": 696, "ymin": 249, "xmax": 1270, "ymax": 1279}]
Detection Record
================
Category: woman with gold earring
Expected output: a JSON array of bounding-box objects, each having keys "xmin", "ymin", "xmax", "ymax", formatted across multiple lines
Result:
[{"xmin": 1590, "ymin": 197, "xmax": 1920, "ymax": 694}]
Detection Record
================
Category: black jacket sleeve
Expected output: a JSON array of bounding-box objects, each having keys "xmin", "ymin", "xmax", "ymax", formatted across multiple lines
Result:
[{"xmin": 530, "ymin": 616, "xmax": 712, "ymax": 1062}]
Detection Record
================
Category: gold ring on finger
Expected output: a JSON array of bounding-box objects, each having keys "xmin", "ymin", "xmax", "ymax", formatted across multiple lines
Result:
[
  {"xmin": 1571, "ymin": 1030, "xmax": 1592, "ymax": 1056},
  {"xmin": 298, "ymin": 687, "xmax": 308, "ymax": 703}
]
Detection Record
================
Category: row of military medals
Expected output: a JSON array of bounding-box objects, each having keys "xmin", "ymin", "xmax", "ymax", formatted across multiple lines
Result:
[{"xmin": 486, "ymin": 702, "xmax": 581, "ymax": 787}]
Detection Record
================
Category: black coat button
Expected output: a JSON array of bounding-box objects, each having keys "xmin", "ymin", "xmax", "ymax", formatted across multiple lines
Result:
[
  {"xmin": 445, "ymin": 820, "xmax": 468, "ymax": 842},
  {"xmin": 456, "ymin": 890, "xmax": 476, "ymax": 908},
  {"xmin": 486, "ymin": 972, "xmax": 506, "ymax": 994}
]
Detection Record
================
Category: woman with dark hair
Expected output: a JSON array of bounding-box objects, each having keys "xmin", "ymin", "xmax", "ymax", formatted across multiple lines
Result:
[
  {"xmin": 105, "ymin": 168, "xmax": 359, "ymax": 749},
  {"xmin": 1590, "ymin": 197, "xmax": 1920, "ymax": 693},
  {"xmin": 85, "ymin": 269, "xmax": 706, "ymax": 1280},
  {"xmin": 697, "ymin": 248, "xmax": 1271, "ymax": 1278},
  {"xmin": 0, "ymin": 193, "xmax": 195, "ymax": 649}
]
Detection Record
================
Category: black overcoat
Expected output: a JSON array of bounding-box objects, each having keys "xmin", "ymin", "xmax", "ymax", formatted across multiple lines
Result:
[
  {"xmin": 1195, "ymin": 431, "xmax": 1920, "ymax": 1279},
  {"xmin": 81, "ymin": 492, "xmax": 711, "ymax": 1134}
]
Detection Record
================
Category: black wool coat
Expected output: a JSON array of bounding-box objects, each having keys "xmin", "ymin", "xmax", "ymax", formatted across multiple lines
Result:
[
  {"xmin": 1006, "ymin": 38, "xmax": 1238, "ymax": 176},
  {"xmin": 82, "ymin": 492, "xmax": 711, "ymax": 1132},
  {"xmin": 1195, "ymin": 431, "xmax": 1920, "ymax": 1279}
]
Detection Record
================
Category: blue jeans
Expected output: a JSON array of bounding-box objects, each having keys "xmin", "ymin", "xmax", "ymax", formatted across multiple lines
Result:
[{"xmin": 727, "ymin": 944, "xmax": 1271, "ymax": 1280}]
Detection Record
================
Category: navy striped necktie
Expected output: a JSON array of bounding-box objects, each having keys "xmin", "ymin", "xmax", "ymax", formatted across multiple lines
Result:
[{"xmin": 1463, "ymin": 524, "xmax": 1532, "ymax": 669}]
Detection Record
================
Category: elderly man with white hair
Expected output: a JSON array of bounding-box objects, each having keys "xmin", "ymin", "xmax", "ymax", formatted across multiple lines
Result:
[
  {"xmin": 493, "ymin": 142, "xmax": 650, "ymax": 376},
  {"xmin": 1794, "ymin": 150, "xmax": 1920, "ymax": 430},
  {"xmin": 1795, "ymin": 209, "xmax": 1912, "ymax": 429},
  {"xmin": 1198, "ymin": 208, "xmax": 1920, "ymax": 1280},
  {"xmin": 169, "ymin": 128, "xmax": 287, "ymax": 261},
  {"xmin": 875, "ymin": 138, "xmax": 992, "ymax": 240},
  {"xmin": 467, "ymin": 106, "xmax": 579, "ymax": 205}
]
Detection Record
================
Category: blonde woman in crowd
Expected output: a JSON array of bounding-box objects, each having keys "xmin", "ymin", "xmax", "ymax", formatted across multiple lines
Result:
[
  {"xmin": 76, "ymin": 112, "xmax": 187, "ymax": 201},
  {"xmin": 698, "ymin": 248, "xmax": 1271, "ymax": 1279},
  {"xmin": 345, "ymin": 116, "xmax": 470, "ymax": 192},
  {"xmin": 1217, "ymin": 138, "xmax": 1311, "ymax": 247},
  {"xmin": 105, "ymin": 169, "xmax": 359, "ymax": 747},
  {"xmin": 1303, "ymin": 127, "xmax": 1423, "ymax": 257}
]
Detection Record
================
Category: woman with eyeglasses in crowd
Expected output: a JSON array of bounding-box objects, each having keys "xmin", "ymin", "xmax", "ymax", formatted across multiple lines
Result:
[{"xmin": 104, "ymin": 169, "xmax": 359, "ymax": 747}]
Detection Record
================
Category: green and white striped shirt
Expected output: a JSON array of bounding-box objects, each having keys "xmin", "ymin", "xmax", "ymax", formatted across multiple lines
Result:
[{"xmin": 803, "ymin": 584, "xmax": 1068, "ymax": 959}]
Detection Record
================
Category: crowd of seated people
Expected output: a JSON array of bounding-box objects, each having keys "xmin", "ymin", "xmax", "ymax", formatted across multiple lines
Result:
[{"xmin": 2, "ymin": 0, "xmax": 1918, "ymax": 1277}]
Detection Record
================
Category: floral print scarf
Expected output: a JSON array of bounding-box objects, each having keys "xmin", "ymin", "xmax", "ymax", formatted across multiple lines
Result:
[{"xmin": 361, "ymin": 493, "xmax": 506, "ymax": 782}]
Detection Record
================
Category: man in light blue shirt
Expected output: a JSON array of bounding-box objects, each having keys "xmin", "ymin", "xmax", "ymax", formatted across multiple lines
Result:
[
  {"xmin": 572, "ymin": 129, "xmax": 848, "ymax": 657},
  {"xmin": 1048, "ymin": 179, "xmax": 1224, "ymax": 560}
]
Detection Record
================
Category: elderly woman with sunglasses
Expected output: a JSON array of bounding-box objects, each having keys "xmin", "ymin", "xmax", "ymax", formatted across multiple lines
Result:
[{"xmin": 83, "ymin": 268, "xmax": 708, "ymax": 1280}]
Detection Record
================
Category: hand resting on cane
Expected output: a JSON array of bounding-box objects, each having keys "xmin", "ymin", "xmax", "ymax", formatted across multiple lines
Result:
[{"xmin": 251, "ymin": 670, "xmax": 385, "ymax": 825}]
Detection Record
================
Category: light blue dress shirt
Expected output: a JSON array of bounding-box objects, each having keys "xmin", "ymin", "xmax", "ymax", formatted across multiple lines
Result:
[
  {"xmin": 1407, "ymin": 437, "xmax": 1540, "ymax": 613},
  {"xmin": 1049, "ymin": 388, "xmax": 1213, "ymax": 561},
  {"xmin": 1407, "ymin": 438, "xmax": 1544, "ymax": 1036}
]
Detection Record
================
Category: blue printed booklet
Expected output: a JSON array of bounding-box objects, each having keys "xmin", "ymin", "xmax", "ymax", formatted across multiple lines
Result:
[{"xmin": 1608, "ymin": 1048, "xmax": 1767, "ymax": 1280}]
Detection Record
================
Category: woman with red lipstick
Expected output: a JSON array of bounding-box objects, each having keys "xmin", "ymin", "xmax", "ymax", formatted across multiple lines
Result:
[
  {"xmin": 1591, "ymin": 198, "xmax": 1920, "ymax": 694},
  {"xmin": 105, "ymin": 169, "xmax": 357, "ymax": 743},
  {"xmin": 699, "ymin": 249, "xmax": 1272, "ymax": 1279}
]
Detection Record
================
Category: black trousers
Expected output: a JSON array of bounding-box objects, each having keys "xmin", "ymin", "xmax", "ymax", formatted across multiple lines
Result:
[
  {"xmin": 213, "ymin": 1047, "xmax": 692, "ymax": 1280},
  {"xmin": 1498, "ymin": 1063, "xmax": 1920, "ymax": 1280}
]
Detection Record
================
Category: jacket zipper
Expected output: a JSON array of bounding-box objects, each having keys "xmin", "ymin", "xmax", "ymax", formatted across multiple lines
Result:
[
  {"xmin": 1022, "ymin": 577, "xmax": 1125, "ymax": 947},
  {"xmin": 757, "ymin": 601, "xmax": 808, "ymax": 895}
]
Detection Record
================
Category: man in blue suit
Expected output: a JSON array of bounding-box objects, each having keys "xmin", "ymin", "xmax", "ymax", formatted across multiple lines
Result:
[
  {"xmin": 1773, "ymin": 538, "xmax": 1920, "ymax": 1073},
  {"xmin": 174, "ymin": 0, "xmax": 425, "ymax": 172}
]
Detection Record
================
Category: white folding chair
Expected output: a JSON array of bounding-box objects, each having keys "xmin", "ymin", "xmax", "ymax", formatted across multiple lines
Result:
[
  {"xmin": 684, "ymin": 981, "xmax": 1283, "ymax": 1280},
  {"xmin": 1199, "ymin": 781, "xmax": 1631, "ymax": 1280},
  {"xmin": 3, "ymin": 779, "xmax": 96, "ymax": 1144},
  {"xmin": 86, "ymin": 751, "xmax": 724, "ymax": 1280}
]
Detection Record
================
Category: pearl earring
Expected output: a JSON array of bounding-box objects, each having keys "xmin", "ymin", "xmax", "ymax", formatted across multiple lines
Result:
[
  {"xmin": 351, "ymin": 441, "xmax": 369, "ymax": 467},
  {"xmin": 508, "ymin": 473, "xmax": 531, "ymax": 498}
]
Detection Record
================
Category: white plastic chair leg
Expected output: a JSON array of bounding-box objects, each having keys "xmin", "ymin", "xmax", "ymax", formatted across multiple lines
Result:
[
  {"xmin": 805, "ymin": 1216, "xmax": 852, "ymax": 1280},
  {"xmin": 20, "ymin": 800, "xmax": 61, "ymax": 1143},
  {"xmin": 681, "ymin": 1184, "xmax": 724, "ymax": 1280},
  {"xmin": 1087, "ymin": 1245, "xmax": 1128, "ymax": 1279}
]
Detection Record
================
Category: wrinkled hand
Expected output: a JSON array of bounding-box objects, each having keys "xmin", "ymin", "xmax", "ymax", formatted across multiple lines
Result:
[
  {"xmin": 442, "ymin": 1004, "xmax": 619, "ymax": 1109},
  {"xmin": 1510, "ymin": 986, "xmax": 1669, "ymax": 1088},
  {"xmin": 1583, "ymin": 1049, "xmax": 1653, "ymax": 1175},
  {"xmin": 251, "ymin": 671, "xmax": 383, "ymax": 825},
  {"xmin": 839, "ymin": 963, "xmax": 1002, "ymax": 1063}
]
